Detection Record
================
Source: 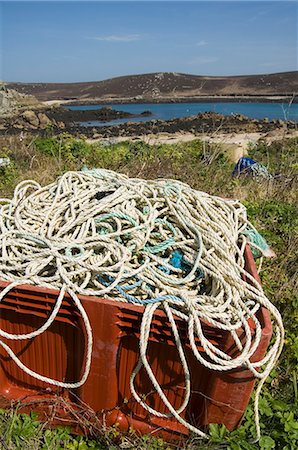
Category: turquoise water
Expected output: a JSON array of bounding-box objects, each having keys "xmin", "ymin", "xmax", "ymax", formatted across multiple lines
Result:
[{"xmin": 68, "ymin": 102, "xmax": 298, "ymax": 127}]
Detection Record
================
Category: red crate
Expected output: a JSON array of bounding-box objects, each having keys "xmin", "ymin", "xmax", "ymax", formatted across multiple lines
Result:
[{"xmin": 0, "ymin": 245, "xmax": 272, "ymax": 439}]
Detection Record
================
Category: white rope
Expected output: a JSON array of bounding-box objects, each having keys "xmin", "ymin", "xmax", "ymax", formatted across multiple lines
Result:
[{"xmin": 0, "ymin": 169, "xmax": 284, "ymax": 440}]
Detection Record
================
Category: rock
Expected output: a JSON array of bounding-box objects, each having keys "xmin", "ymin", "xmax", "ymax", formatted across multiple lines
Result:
[
  {"xmin": 37, "ymin": 112, "xmax": 52, "ymax": 128},
  {"xmin": 234, "ymin": 114, "xmax": 247, "ymax": 122},
  {"xmin": 266, "ymin": 130, "xmax": 279, "ymax": 137},
  {"xmin": 0, "ymin": 84, "xmax": 41, "ymax": 117},
  {"xmin": 58, "ymin": 121, "xmax": 65, "ymax": 129},
  {"xmin": 277, "ymin": 119, "xmax": 286, "ymax": 127},
  {"xmin": 0, "ymin": 91, "xmax": 11, "ymax": 114},
  {"xmin": 22, "ymin": 110, "xmax": 39, "ymax": 127}
]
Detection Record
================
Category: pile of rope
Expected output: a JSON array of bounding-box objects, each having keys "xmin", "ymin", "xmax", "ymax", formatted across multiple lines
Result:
[{"xmin": 0, "ymin": 169, "xmax": 284, "ymax": 440}]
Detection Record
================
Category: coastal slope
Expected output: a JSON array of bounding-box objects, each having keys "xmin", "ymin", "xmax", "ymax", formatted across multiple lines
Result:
[{"xmin": 7, "ymin": 71, "xmax": 298, "ymax": 102}]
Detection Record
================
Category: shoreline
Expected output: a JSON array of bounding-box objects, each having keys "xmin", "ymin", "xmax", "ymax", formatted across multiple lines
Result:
[
  {"xmin": 42, "ymin": 95, "xmax": 298, "ymax": 107},
  {"xmin": 86, "ymin": 128, "xmax": 298, "ymax": 161},
  {"xmin": 88, "ymin": 128, "xmax": 298, "ymax": 144},
  {"xmin": 2, "ymin": 111, "xmax": 297, "ymax": 137}
]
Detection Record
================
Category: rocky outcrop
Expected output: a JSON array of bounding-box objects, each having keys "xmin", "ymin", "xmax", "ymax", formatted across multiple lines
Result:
[
  {"xmin": 67, "ymin": 112, "xmax": 293, "ymax": 139},
  {"xmin": 1, "ymin": 110, "xmax": 294, "ymax": 138},
  {"xmin": 0, "ymin": 84, "xmax": 55, "ymax": 131},
  {"xmin": 0, "ymin": 84, "xmax": 41, "ymax": 118},
  {"xmin": 1, "ymin": 109, "xmax": 61, "ymax": 130},
  {"xmin": 22, "ymin": 110, "xmax": 40, "ymax": 128},
  {"xmin": 37, "ymin": 112, "xmax": 52, "ymax": 127},
  {"xmin": 45, "ymin": 106, "xmax": 153, "ymax": 124}
]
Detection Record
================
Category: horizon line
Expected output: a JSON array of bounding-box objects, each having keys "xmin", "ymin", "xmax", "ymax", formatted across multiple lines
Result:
[{"xmin": 4, "ymin": 69, "xmax": 298, "ymax": 85}]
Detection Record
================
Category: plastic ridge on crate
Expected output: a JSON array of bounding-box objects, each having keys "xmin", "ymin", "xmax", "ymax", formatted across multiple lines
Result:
[{"xmin": 0, "ymin": 245, "xmax": 272, "ymax": 440}]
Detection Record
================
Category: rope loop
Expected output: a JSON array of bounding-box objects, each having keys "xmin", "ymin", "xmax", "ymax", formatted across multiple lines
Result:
[{"xmin": 0, "ymin": 169, "xmax": 284, "ymax": 441}]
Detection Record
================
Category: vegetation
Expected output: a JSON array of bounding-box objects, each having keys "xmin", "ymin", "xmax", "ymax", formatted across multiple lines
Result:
[{"xmin": 0, "ymin": 133, "xmax": 297, "ymax": 449}]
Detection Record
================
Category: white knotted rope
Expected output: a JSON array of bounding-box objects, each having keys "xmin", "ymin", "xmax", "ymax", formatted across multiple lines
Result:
[{"xmin": 0, "ymin": 169, "xmax": 284, "ymax": 440}]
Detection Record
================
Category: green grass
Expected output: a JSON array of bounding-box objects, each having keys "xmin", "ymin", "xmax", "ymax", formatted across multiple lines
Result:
[
  {"xmin": 0, "ymin": 133, "xmax": 297, "ymax": 449},
  {"xmin": 0, "ymin": 408, "xmax": 173, "ymax": 450}
]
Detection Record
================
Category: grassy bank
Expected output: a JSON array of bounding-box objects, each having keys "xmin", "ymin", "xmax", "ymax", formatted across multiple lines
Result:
[{"xmin": 0, "ymin": 133, "xmax": 297, "ymax": 449}]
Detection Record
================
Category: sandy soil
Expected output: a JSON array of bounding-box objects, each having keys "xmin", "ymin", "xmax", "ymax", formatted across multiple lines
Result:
[
  {"xmin": 86, "ymin": 128, "xmax": 298, "ymax": 162},
  {"xmin": 43, "ymin": 100, "xmax": 67, "ymax": 106}
]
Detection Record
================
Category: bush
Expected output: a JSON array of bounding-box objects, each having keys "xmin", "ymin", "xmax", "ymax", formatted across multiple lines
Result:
[{"xmin": 34, "ymin": 133, "xmax": 92, "ymax": 162}]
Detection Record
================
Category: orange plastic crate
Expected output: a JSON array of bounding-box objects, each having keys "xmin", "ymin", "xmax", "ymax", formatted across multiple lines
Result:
[{"xmin": 0, "ymin": 245, "xmax": 272, "ymax": 439}]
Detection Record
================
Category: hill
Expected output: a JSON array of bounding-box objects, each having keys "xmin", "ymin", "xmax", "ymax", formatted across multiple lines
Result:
[{"xmin": 7, "ymin": 71, "xmax": 298, "ymax": 103}]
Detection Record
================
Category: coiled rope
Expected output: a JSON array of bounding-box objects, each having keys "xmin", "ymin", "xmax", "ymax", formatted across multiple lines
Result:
[{"xmin": 0, "ymin": 169, "xmax": 284, "ymax": 440}]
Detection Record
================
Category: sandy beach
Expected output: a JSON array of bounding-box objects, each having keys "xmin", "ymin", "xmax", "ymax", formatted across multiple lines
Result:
[{"xmin": 86, "ymin": 128, "xmax": 298, "ymax": 162}]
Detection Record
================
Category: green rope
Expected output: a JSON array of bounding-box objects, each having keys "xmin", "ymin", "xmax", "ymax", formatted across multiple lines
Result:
[
  {"xmin": 241, "ymin": 227, "xmax": 269, "ymax": 258},
  {"xmin": 144, "ymin": 218, "xmax": 177, "ymax": 254}
]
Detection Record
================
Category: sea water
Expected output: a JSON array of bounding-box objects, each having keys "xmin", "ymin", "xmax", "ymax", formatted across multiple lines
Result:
[{"xmin": 68, "ymin": 102, "xmax": 298, "ymax": 127}]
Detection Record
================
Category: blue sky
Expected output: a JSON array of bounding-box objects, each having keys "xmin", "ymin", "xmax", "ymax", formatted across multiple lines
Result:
[{"xmin": 1, "ymin": 1, "xmax": 297, "ymax": 82}]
